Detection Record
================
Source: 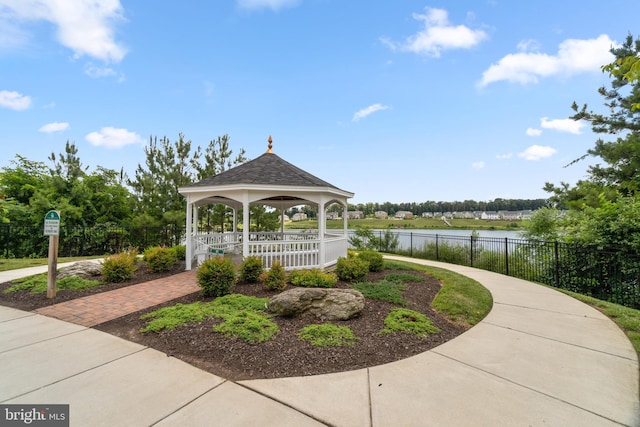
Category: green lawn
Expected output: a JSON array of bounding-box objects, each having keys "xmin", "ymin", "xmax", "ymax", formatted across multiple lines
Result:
[
  {"xmin": 286, "ymin": 217, "xmax": 524, "ymax": 230},
  {"xmin": 383, "ymin": 259, "xmax": 493, "ymax": 327},
  {"xmin": 0, "ymin": 256, "xmax": 102, "ymax": 272}
]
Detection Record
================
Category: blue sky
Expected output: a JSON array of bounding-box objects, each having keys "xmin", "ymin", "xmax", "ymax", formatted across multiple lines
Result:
[{"xmin": 1, "ymin": 0, "xmax": 638, "ymax": 205}]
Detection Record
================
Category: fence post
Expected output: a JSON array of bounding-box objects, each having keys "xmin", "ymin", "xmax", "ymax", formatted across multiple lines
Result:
[
  {"xmin": 470, "ymin": 235, "xmax": 474, "ymax": 267},
  {"xmin": 504, "ymin": 237, "xmax": 509, "ymax": 276},
  {"xmin": 4, "ymin": 225, "xmax": 9, "ymax": 258},
  {"xmin": 435, "ymin": 234, "xmax": 439, "ymax": 261},
  {"xmin": 554, "ymin": 241, "xmax": 560, "ymax": 288},
  {"xmin": 410, "ymin": 232, "xmax": 413, "ymax": 257}
]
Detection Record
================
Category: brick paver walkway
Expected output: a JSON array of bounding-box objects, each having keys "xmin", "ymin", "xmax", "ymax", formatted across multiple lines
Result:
[{"xmin": 34, "ymin": 271, "xmax": 199, "ymax": 327}]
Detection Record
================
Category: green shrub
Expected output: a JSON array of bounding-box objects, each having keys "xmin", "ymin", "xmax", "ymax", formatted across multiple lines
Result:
[
  {"xmin": 262, "ymin": 260, "xmax": 287, "ymax": 291},
  {"xmin": 358, "ymin": 251, "xmax": 384, "ymax": 272},
  {"xmin": 197, "ymin": 257, "xmax": 237, "ymax": 297},
  {"xmin": 384, "ymin": 272, "xmax": 424, "ymax": 283},
  {"xmin": 240, "ymin": 256, "xmax": 263, "ymax": 283},
  {"xmin": 169, "ymin": 245, "xmax": 186, "ymax": 261},
  {"xmin": 143, "ymin": 246, "xmax": 178, "ymax": 273},
  {"xmin": 352, "ymin": 280, "xmax": 406, "ymax": 305},
  {"xmin": 298, "ymin": 323, "xmax": 359, "ymax": 347},
  {"xmin": 381, "ymin": 308, "xmax": 440, "ymax": 337},
  {"xmin": 4, "ymin": 274, "xmax": 103, "ymax": 294},
  {"xmin": 289, "ymin": 268, "xmax": 338, "ymax": 288},
  {"xmin": 335, "ymin": 256, "xmax": 369, "ymax": 282},
  {"xmin": 213, "ymin": 310, "xmax": 279, "ymax": 343},
  {"xmin": 102, "ymin": 249, "xmax": 138, "ymax": 283}
]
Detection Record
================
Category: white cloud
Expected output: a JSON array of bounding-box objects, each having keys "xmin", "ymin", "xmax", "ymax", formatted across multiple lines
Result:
[
  {"xmin": 526, "ymin": 127, "xmax": 542, "ymax": 136},
  {"xmin": 381, "ymin": 7, "xmax": 487, "ymax": 57},
  {"xmin": 496, "ymin": 153, "xmax": 512, "ymax": 160},
  {"xmin": 479, "ymin": 34, "xmax": 615, "ymax": 87},
  {"xmin": 84, "ymin": 63, "xmax": 117, "ymax": 78},
  {"xmin": 236, "ymin": 0, "xmax": 299, "ymax": 10},
  {"xmin": 0, "ymin": 0, "xmax": 127, "ymax": 63},
  {"xmin": 518, "ymin": 145, "xmax": 557, "ymax": 161},
  {"xmin": 472, "ymin": 161, "xmax": 485, "ymax": 169},
  {"xmin": 540, "ymin": 117, "xmax": 585, "ymax": 135},
  {"xmin": 516, "ymin": 39, "xmax": 541, "ymax": 52},
  {"xmin": 85, "ymin": 127, "xmax": 143, "ymax": 148},
  {"xmin": 0, "ymin": 90, "xmax": 31, "ymax": 110},
  {"xmin": 352, "ymin": 103, "xmax": 389, "ymax": 122},
  {"xmin": 39, "ymin": 121, "xmax": 69, "ymax": 133}
]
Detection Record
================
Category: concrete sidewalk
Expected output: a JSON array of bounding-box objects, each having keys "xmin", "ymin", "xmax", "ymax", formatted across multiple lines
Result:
[{"xmin": 0, "ymin": 257, "xmax": 638, "ymax": 426}]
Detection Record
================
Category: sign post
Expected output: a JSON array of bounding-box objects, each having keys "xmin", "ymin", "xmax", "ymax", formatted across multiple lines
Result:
[{"xmin": 44, "ymin": 210, "xmax": 60, "ymax": 299}]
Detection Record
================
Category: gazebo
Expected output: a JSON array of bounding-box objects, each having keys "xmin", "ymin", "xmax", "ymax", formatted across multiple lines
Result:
[{"xmin": 179, "ymin": 137, "xmax": 354, "ymax": 271}]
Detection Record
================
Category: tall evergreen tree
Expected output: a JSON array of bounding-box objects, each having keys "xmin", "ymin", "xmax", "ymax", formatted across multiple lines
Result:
[{"xmin": 545, "ymin": 34, "xmax": 640, "ymax": 206}]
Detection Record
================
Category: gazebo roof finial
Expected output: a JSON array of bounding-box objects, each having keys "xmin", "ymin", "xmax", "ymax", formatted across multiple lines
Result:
[{"xmin": 267, "ymin": 135, "xmax": 273, "ymax": 153}]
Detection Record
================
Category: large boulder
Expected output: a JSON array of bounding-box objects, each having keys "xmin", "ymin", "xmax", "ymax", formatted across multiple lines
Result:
[
  {"xmin": 57, "ymin": 260, "xmax": 103, "ymax": 280},
  {"xmin": 267, "ymin": 288, "xmax": 365, "ymax": 321}
]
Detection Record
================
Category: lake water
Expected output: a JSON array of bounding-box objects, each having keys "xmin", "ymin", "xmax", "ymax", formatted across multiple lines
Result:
[
  {"xmin": 367, "ymin": 228, "xmax": 524, "ymax": 239},
  {"xmin": 348, "ymin": 228, "xmax": 525, "ymax": 251}
]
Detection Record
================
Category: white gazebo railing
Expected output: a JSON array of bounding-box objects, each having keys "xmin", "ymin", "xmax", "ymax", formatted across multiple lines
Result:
[{"xmin": 191, "ymin": 230, "xmax": 347, "ymax": 270}]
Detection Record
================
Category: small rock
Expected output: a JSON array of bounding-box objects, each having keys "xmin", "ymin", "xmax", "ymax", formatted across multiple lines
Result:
[{"xmin": 57, "ymin": 260, "xmax": 103, "ymax": 280}]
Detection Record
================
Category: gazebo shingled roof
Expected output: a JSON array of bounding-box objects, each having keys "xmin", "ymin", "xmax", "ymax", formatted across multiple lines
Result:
[{"xmin": 189, "ymin": 151, "xmax": 344, "ymax": 191}]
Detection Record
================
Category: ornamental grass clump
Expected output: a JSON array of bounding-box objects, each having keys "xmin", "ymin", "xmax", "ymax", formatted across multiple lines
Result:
[
  {"xmin": 240, "ymin": 256, "xmax": 264, "ymax": 283},
  {"xmin": 143, "ymin": 246, "xmax": 177, "ymax": 273},
  {"xmin": 102, "ymin": 249, "xmax": 138, "ymax": 283},
  {"xmin": 289, "ymin": 268, "xmax": 338, "ymax": 288},
  {"xmin": 335, "ymin": 256, "xmax": 369, "ymax": 282},
  {"xmin": 197, "ymin": 256, "xmax": 237, "ymax": 297}
]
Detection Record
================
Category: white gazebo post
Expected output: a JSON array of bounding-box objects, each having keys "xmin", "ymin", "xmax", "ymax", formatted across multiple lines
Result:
[
  {"xmin": 318, "ymin": 197, "xmax": 327, "ymax": 268},
  {"xmin": 343, "ymin": 204, "xmax": 348, "ymax": 233},
  {"xmin": 242, "ymin": 191, "xmax": 250, "ymax": 259},
  {"xmin": 185, "ymin": 196, "xmax": 193, "ymax": 270}
]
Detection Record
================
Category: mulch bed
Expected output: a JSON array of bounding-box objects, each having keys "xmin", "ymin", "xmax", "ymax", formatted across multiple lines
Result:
[
  {"xmin": 0, "ymin": 261, "xmax": 186, "ymax": 311},
  {"xmin": 1, "ymin": 264, "xmax": 469, "ymax": 381}
]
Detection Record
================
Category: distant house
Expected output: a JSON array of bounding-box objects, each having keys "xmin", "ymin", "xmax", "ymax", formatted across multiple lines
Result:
[
  {"xmin": 375, "ymin": 211, "xmax": 388, "ymax": 219},
  {"xmin": 498, "ymin": 211, "xmax": 521, "ymax": 220},
  {"xmin": 395, "ymin": 211, "xmax": 413, "ymax": 219},
  {"xmin": 481, "ymin": 211, "xmax": 500, "ymax": 220},
  {"xmin": 279, "ymin": 214, "xmax": 291, "ymax": 222},
  {"xmin": 326, "ymin": 211, "xmax": 340, "ymax": 220},
  {"xmin": 292, "ymin": 212, "xmax": 308, "ymax": 222},
  {"xmin": 347, "ymin": 211, "xmax": 364, "ymax": 219},
  {"xmin": 452, "ymin": 211, "xmax": 475, "ymax": 219},
  {"xmin": 519, "ymin": 210, "xmax": 534, "ymax": 220}
]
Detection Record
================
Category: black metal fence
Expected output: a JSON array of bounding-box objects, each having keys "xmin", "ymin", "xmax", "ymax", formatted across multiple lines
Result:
[
  {"xmin": 350, "ymin": 230, "xmax": 640, "ymax": 309},
  {"xmin": 0, "ymin": 224, "xmax": 185, "ymax": 259},
  {"xmin": 2, "ymin": 224, "xmax": 638, "ymax": 309}
]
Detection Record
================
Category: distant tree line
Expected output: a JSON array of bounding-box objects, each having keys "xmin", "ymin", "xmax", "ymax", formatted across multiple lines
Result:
[
  {"xmin": 345, "ymin": 199, "xmax": 547, "ymax": 217},
  {"xmin": 287, "ymin": 199, "xmax": 548, "ymax": 219}
]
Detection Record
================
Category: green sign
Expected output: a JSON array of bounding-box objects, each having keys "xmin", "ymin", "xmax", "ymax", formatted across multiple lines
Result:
[
  {"xmin": 45, "ymin": 210, "xmax": 61, "ymax": 221},
  {"xmin": 44, "ymin": 210, "xmax": 60, "ymax": 236}
]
